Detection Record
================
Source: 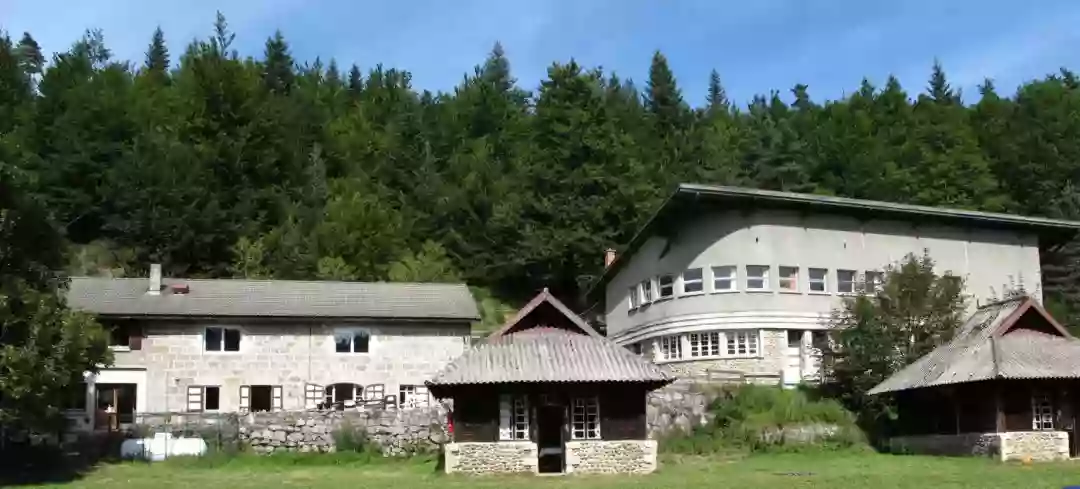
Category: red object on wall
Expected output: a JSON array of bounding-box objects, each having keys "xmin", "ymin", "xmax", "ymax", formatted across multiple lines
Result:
[{"xmin": 447, "ymin": 411, "xmax": 454, "ymax": 436}]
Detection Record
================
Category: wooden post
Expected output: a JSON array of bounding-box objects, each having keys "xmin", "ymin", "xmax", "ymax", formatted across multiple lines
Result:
[{"xmin": 994, "ymin": 383, "xmax": 1005, "ymax": 433}]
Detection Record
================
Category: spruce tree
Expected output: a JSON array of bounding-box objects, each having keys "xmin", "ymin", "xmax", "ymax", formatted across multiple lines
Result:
[
  {"xmin": 143, "ymin": 27, "xmax": 170, "ymax": 83},
  {"xmin": 262, "ymin": 30, "xmax": 295, "ymax": 94}
]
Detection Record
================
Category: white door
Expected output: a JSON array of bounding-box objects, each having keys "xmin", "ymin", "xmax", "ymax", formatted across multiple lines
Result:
[{"xmin": 782, "ymin": 330, "xmax": 802, "ymax": 387}]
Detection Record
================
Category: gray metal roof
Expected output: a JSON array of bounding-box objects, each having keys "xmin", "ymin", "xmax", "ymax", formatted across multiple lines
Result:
[
  {"xmin": 587, "ymin": 184, "xmax": 1080, "ymax": 302},
  {"xmin": 427, "ymin": 328, "xmax": 675, "ymax": 386},
  {"xmin": 869, "ymin": 296, "xmax": 1080, "ymax": 395},
  {"xmin": 66, "ymin": 277, "xmax": 480, "ymax": 321}
]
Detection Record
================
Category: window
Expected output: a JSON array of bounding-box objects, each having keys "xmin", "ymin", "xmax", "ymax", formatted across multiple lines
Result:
[
  {"xmin": 746, "ymin": 265, "xmax": 770, "ymax": 291},
  {"xmin": 778, "ymin": 266, "xmax": 799, "ymax": 292},
  {"xmin": 305, "ymin": 383, "xmax": 323, "ymax": 409},
  {"xmin": 1032, "ymin": 393, "xmax": 1054, "ymax": 430},
  {"xmin": 628, "ymin": 286, "xmax": 640, "ymax": 310},
  {"xmin": 837, "ymin": 270, "xmax": 857, "ymax": 294},
  {"xmin": 657, "ymin": 275, "xmax": 674, "ymax": 299},
  {"xmin": 640, "ymin": 279, "xmax": 654, "ymax": 304},
  {"xmin": 240, "ymin": 385, "xmax": 282, "ymax": 413},
  {"xmin": 335, "ymin": 330, "xmax": 370, "ymax": 353},
  {"xmin": 205, "ymin": 327, "xmax": 241, "ymax": 352},
  {"xmin": 571, "ymin": 397, "xmax": 601, "ymax": 440},
  {"xmin": 399, "ymin": 385, "xmax": 430, "ymax": 408},
  {"xmin": 712, "ymin": 266, "xmax": 736, "ymax": 292},
  {"xmin": 864, "ymin": 271, "xmax": 884, "ymax": 293},
  {"xmin": 726, "ymin": 331, "xmax": 760, "ymax": 357},
  {"xmin": 659, "ymin": 334, "xmax": 683, "ymax": 360},
  {"xmin": 187, "ymin": 386, "xmax": 220, "ymax": 412},
  {"xmin": 499, "ymin": 395, "xmax": 529, "ymax": 441},
  {"xmin": 106, "ymin": 321, "xmax": 132, "ymax": 349},
  {"xmin": 689, "ymin": 332, "xmax": 721, "ymax": 358},
  {"xmin": 681, "ymin": 268, "xmax": 704, "ymax": 294},
  {"xmin": 324, "ymin": 383, "xmax": 363, "ymax": 410},
  {"xmin": 808, "ymin": 268, "xmax": 828, "ymax": 293}
]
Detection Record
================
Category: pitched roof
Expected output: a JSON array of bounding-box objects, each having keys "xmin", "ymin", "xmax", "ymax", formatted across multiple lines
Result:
[
  {"xmin": 427, "ymin": 289, "xmax": 674, "ymax": 390},
  {"xmin": 66, "ymin": 277, "xmax": 480, "ymax": 321},
  {"xmin": 869, "ymin": 296, "xmax": 1080, "ymax": 395},
  {"xmin": 587, "ymin": 184, "xmax": 1080, "ymax": 301}
]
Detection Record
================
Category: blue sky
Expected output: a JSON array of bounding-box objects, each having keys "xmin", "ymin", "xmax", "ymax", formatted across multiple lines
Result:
[{"xmin": 3, "ymin": 0, "xmax": 1079, "ymax": 105}]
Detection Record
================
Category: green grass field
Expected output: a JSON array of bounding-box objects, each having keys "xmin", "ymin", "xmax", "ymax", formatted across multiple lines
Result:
[{"xmin": 17, "ymin": 452, "xmax": 1080, "ymax": 489}]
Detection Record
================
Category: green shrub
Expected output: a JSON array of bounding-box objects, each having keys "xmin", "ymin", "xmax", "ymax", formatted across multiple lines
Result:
[
  {"xmin": 331, "ymin": 419, "xmax": 379, "ymax": 454},
  {"xmin": 662, "ymin": 384, "xmax": 866, "ymax": 454}
]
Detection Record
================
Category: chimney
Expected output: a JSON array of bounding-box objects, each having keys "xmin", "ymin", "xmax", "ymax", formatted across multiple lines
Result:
[
  {"xmin": 604, "ymin": 248, "xmax": 617, "ymax": 268},
  {"xmin": 148, "ymin": 264, "xmax": 162, "ymax": 295}
]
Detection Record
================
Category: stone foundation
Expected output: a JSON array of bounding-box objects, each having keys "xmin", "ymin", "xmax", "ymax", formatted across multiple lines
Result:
[
  {"xmin": 443, "ymin": 441, "xmax": 538, "ymax": 474},
  {"xmin": 890, "ymin": 431, "xmax": 1070, "ymax": 462},
  {"xmin": 564, "ymin": 440, "xmax": 657, "ymax": 474}
]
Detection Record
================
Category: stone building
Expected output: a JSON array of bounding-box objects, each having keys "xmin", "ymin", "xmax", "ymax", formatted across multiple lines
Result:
[
  {"xmin": 428, "ymin": 289, "xmax": 674, "ymax": 475},
  {"xmin": 587, "ymin": 184, "xmax": 1080, "ymax": 387},
  {"xmin": 872, "ymin": 296, "xmax": 1080, "ymax": 461},
  {"xmin": 61, "ymin": 266, "xmax": 478, "ymax": 432}
]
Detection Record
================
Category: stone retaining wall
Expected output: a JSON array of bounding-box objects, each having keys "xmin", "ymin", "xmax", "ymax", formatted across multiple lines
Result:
[
  {"xmin": 443, "ymin": 442, "xmax": 538, "ymax": 474},
  {"xmin": 1000, "ymin": 431, "xmax": 1069, "ymax": 461},
  {"xmin": 564, "ymin": 440, "xmax": 657, "ymax": 474},
  {"xmin": 646, "ymin": 381, "xmax": 715, "ymax": 438},
  {"xmin": 889, "ymin": 431, "xmax": 1070, "ymax": 462}
]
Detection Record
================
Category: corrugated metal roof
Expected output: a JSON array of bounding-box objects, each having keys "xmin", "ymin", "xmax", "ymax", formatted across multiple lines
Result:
[
  {"xmin": 869, "ymin": 297, "xmax": 1080, "ymax": 394},
  {"xmin": 428, "ymin": 328, "xmax": 675, "ymax": 386},
  {"xmin": 66, "ymin": 277, "xmax": 480, "ymax": 321}
]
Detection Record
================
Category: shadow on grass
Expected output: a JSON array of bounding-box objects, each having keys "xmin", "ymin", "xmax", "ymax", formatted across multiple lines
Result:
[{"xmin": 0, "ymin": 433, "xmax": 130, "ymax": 486}]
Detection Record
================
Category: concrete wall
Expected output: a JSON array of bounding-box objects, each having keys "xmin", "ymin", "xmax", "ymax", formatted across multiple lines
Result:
[
  {"xmin": 108, "ymin": 321, "xmax": 469, "ymax": 413},
  {"xmin": 606, "ymin": 209, "xmax": 1043, "ymax": 338},
  {"xmin": 443, "ymin": 442, "xmax": 538, "ymax": 474},
  {"xmin": 564, "ymin": 440, "xmax": 657, "ymax": 474},
  {"xmin": 890, "ymin": 431, "xmax": 1070, "ymax": 462}
]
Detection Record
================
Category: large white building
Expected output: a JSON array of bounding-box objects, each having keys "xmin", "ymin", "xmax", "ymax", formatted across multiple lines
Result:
[{"xmin": 588, "ymin": 184, "xmax": 1080, "ymax": 386}]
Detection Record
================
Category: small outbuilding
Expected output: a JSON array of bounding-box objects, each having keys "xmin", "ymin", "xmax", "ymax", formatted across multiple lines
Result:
[
  {"xmin": 870, "ymin": 296, "xmax": 1080, "ymax": 461},
  {"xmin": 427, "ymin": 289, "xmax": 675, "ymax": 475}
]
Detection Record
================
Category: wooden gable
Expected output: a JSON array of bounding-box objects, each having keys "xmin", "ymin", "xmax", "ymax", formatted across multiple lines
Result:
[
  {"xmin": 994, "ymin": 296, "xmax": 1071, "ymax": 339},
  {"xmin": 487, "ymin": 288, "xmax": 603, "ymax": 341}
]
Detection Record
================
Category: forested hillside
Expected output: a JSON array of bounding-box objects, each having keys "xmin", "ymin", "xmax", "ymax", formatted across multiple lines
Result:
[{"xmin": 2, "ymin": 14, "xmax": 1080, "ymax": 324}]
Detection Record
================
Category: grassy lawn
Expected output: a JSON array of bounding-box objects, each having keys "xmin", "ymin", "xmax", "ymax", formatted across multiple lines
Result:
[{"xmin": 15, "ymin": 452, "xmax": 1080, "ymax": 489}]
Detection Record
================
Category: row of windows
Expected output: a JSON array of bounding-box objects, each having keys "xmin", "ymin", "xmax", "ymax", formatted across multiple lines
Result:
[
  {"xmin": 105, "ymin": 325, "xmax": 467, "ymax": 354},
  {"xmin": 499, "ymin": 395, "xmax": 600, "ymax": 441},
  {"xmin": 650, "ymin": 330, "xmax": 762, "ymax": 361},
  {"xmin": 629, "ymin": 265, "xmax": 886, "ymax": 310},
  {"xmin": 180, "ymin": 383, "xmax": 431, "ymax": 412}
]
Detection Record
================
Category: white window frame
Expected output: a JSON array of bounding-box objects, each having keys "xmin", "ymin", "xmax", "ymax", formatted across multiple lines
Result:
[
  {"xmin": 837, "ymin": 269, "xmax": 857, "ymax": 294},
  {"xmin": 204, "ymin": 326, "xmax": 242, "ymax": 353},
  {"xmin": 628, "ymin": 285, "xmax": 640, "ymax": 310},
  {"xmin": 305, "ymin": 383, "xmax": 324, "ymax": 409},
  {"xmin": 186, "ymin": 385, "xmax": 221, "ymax": 413},
  {"xmin": 864, "ymin": 270, "xmax": 884, "ymax": 293},
  {"xmin": 399, "ymin": 384, "xmax": 430, "ymax": 409},
  {"xmin": 659, "ymin": 334, "xmax": 683, "ymax": 361},
  {"xmin": 1032, "ymin": 393, "xmax": 1054, "ymax": 431},
  {"xmin": 499, "ymin": 394, "xmax": 529, "ymax": 441},
  {"xmin": 334, "ymin": 328, "xmax": 372, "ymax": 354},
  {"xmin": 778, "ymin": 266, "xmax": 800, "ymax": 292},
  {"xmin": 746, "ymin": 265, "xmax": 770, "ymax": 291},
  {"xmin": 240, "ymin": 385, "xmax": 283, "ymax": 413},
  {"xmin": 571, "ymin": 397, "xmax": 601, "ymax": 440},
  {"xmin": 725, "ymin": 330, "xmax": 760, "ymax": 357},
  {"xmin": 639, "ymin": 279, "xmax": 654, "ymax": 305},
  {"xmin": 680, "ymin": 268, "xmax": 705, "ymax": 295},
  {"xmin": 808, "ymin": 268, "xmax": 829, "ymax": 294},
  {"xmin": 657, "ymin": 274, "xmax": 675, "ymax": 299},
  {"xmin": 688, "ymin": 331, "xmax": 721, "ymax": 358},
  {"xmin": 712, "ymin": 265, "xmax": 737, "ymax": 292}
]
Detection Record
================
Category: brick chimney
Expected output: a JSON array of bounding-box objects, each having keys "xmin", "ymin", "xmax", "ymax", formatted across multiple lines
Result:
[
  {"xmin": 148, "ymin": 263, "xmax": 162, "ymax": 295},
  {"xmin": 604, "ymin": 248, "xmax": 617, "ymax": 268}
]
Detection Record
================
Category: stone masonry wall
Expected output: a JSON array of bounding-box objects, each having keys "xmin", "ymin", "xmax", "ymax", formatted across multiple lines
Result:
[
  {"xmin": 1000, "ymin": 431, "xmax": 1070, "ymax": 461},
  {"xmin": 443, "ymin": 442, "xmax": 538, "ymax": 475},
  {"xmin": 646, "ymin": 381, "xmax": 715, "ymax": 439},
  {"xmin": 657, "ymin": 329, "xmax": 786, "ymax": 382},
  {"xmin": 564, "ymin": 440, "xmax": 657, "ymax": 474},
  {"xmin": 114, "ymin": 321, "xmax": 469, "ymax": 413},
  {"xmin": 889, "ymin": 433, "xmax": 1001, "ymax": 458}
]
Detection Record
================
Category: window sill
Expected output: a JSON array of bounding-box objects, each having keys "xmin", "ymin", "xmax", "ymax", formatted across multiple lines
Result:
[
  {"xmin": 109, "ymin": 346, "xmax": 132, "ymax": 352},
  {"xmin": 807, "ymin": 291, "xmax": 832, "ymax": 296},
  {"xmin": 678, "ymin": 291, "xmax": 705, "ymax": 298},
  {"xmin": 657, "ymin": 355, "xmax": 765, "ymax": 364},
  {"xmin": 745, "ymin": 289, "xmax": 772, "ymax": 294},
  {"xmin": 710, "ymin": 289, "xmax": 739, "ymax": 294},
  {"xmin": 203, "ymin": 350, "xmax": 243, "ymax": 354},
  {"xmin": 654, "ymin": 296, "xmax": 675, "ymax": 303},
  {"xmin": 778, "ymin": 290, "xmax": 802, "ymax": 295},
  {"xmin": 335, "ymin": 352, "xmax": 371, "ymax": 355}
]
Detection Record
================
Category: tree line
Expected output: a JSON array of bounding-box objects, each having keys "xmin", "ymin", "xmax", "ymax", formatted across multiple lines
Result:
[{"xmin": 3, "ymin": 13, "xmax": 1080, "ymax": 320}]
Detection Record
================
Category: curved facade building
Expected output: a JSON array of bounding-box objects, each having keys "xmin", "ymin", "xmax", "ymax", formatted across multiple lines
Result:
[{"xmin": 589, "ymin": 184, "xmax": 1080, "ymax": 386}]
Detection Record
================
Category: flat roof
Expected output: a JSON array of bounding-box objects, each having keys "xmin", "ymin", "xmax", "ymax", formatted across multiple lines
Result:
[{"xmin": 586, "ymin": 184, "xmax": 1080, "ymax": 302}]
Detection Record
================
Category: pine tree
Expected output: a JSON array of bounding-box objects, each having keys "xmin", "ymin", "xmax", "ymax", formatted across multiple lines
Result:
[
  {"xmin": 705, "ymin": 69, "xmax": 729, "ymax": 116},
  {"xmin": 262, "ymin": 30, "xmax": 295, "ymax": 94},
  {"xmin": 143, "ymin": 27, "xmax": 170, "ymax": 83},
  {"xmin": 16, "ymin": 32, "xmax": 44, "ymax": 78},
  {"xmin": 347, "ymin": 63, "xmax": 362, "ymax": 94}
]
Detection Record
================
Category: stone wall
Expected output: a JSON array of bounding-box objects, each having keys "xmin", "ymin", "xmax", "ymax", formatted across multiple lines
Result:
[
  {"xmin": 564, "ymin": 440, "xmax": 657, "ymax": 474},
  {"xmin": 1000, "ymin": 431, "xmax": 1070, "ymax": 461},
  {"xmin": 137, "ymin": 406, "xmax": 448, "ymax": 456},
  {"xmin": 443, "ymin": 442, "xmax": 538, "ymax": 474},
  {"xmin": 889, "ymin": 433, "xmax": 1001, "ymax": 458},
  {"xmin": 114, "ymin": 321, "xmax": 470, "ymax": 413},
  {"xmin": 646, "ymin": 381, "xmax": 715, "ymax": 438}
]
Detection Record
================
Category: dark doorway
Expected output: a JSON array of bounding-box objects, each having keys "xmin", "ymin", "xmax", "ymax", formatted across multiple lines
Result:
[
  {"xmin": 95, "ymin": 383, "xmax": 136, "ymax": 431},
  {"xmin": 250, "ymin": 385, "xmax": 273, "ymax": 412},
  {"xmin": 537, "ymin": 404, "xmax": 565, "ymax": 474}
]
